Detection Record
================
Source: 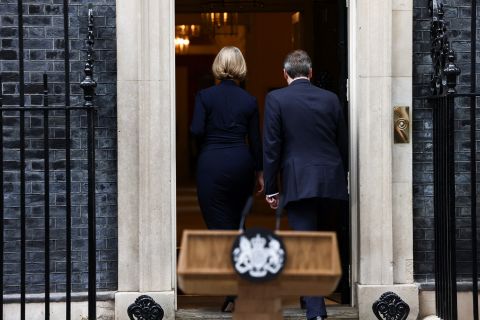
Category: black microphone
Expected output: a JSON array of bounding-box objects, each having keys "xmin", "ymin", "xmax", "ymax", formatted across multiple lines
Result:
[
  {"xmin": 238, "ymin": 196, "xmax": 253, "ymax": 231},
  {"xmin": 275, "ymin": 204, "xmax": 283, "ymax": 231}
]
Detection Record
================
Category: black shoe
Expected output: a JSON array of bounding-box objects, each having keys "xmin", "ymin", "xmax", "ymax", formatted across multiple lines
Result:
[
  {"xmin": 300, "ymin": 297, "xmax": 306, "ymax": 309},
  {"xmin": 221, "ymin": 299, "xmax": 234, "ymax": 312}
]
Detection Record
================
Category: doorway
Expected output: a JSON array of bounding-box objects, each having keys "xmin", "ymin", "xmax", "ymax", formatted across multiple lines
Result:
[{"xmin": 175, "ymin": 0, "xmax": 350, "ymax": 308}]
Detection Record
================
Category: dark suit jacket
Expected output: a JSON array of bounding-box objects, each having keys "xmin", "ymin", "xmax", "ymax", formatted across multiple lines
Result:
[
  {"xmin": 190, "ymin": 80, "xmax": 262, "ymax": 171},
  {"xmin": 263, "ymin": 79, "xmax": 348, "ymax": 206}
]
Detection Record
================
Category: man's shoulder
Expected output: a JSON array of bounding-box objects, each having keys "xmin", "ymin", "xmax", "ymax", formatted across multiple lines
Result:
[
  {"xmin": 268, "ymin": 84, "xmax": 338, "ymax": 101},
  {"xmin": 293, "ymin": 85, "xmax": 339, "ymax": 108},
  {"xmin": 317, "ymin": 87, "xmax": 340, "ymax": 102},
  {"xmin": 266, "ymin": 86, "xmax": 288, "ymax": 98},
  {"xmin": 266, "ymin": 86, "xmax": 300, "ymax": 105}
]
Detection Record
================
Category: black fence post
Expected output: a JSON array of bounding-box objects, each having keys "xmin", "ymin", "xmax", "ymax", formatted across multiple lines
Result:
[
  {"xmin": 469, "ymin": 0, "xmax": 479, "ymax": 318},
  {"xmin": 81, "ymin": 7, "xmax": 97, "ymax": 320},
  {"xmin": 16, "ymin": 0, "xmax": 26, "ymax": 318},
  {"xmin": 0, "ymin": 74, "xmax": 3, "ymax": 320},
  {"xmin": 429, "ymin": 1, "xmax": 461, "ymax": 319},
  {"xmin": 62, "ymin": 0, "xmax": 72, "ymax": 318},
  {"xmin": 43, "ymin": 74, "xmax": 50, "ymax": 320}
]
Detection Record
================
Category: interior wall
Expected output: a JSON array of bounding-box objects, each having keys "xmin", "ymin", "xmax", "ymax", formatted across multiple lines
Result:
[
  {"xmin": 176, "ymin": 67, "xmax": 189, "ymax": 183},
  {"xmin": 244, "ymin": 13, "xmax": 294, "ymax": 122},
  {"xmin": 175, "ymin": 55, "xmax": 216, "ymax": 185}
]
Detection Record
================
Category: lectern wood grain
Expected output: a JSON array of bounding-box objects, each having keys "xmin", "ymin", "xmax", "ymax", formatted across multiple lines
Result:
[
  {"xmin": 178, "ymin": 230, "xmax": 342, "ymax": 296},
  {"xmin": 233, "ymin": 280, "xmax": 283, "ymax": 320}
]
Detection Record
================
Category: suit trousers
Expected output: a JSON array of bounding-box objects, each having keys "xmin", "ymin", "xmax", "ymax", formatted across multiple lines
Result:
[{"xmin": 286, "ymin": 197, "xmax": 340, "ymax": 319}]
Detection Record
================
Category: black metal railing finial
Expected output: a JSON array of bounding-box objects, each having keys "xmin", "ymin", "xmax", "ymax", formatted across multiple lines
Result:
[
  {"xmin": 430, "ymin": 0, "xmax": 460, "ymax": 95},
  {"xmin": 80, "ymin": 8, "xmax": 97, "ymax": 107},
  {"xmin": 444, "ymin": 49, "xmax": 461, "ymax": 94}
]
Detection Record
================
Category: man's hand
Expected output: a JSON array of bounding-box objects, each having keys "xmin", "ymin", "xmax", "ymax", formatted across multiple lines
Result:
[{"xmin": 265, "ymin": 194, "xmax": 279, "ymax": 209}]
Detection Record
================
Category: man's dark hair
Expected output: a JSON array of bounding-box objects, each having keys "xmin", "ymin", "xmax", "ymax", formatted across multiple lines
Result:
[{"xmin": 283, "ymin": 50, "xmax": 312, "ymax": 78}]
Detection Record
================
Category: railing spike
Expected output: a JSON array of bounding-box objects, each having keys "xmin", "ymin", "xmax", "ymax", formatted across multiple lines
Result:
[
  {"xmin": 80, "ymin": 8, "xmax": 97, "ymax": 107},
  {"xmin": 430, "ymin": 0, "xmax": 460, "ymax": 96}
]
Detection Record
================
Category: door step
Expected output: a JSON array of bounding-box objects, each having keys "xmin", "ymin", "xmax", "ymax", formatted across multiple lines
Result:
[{"xmin": 175, "ymin": 306, "xmax": 359, "ymax": 319}]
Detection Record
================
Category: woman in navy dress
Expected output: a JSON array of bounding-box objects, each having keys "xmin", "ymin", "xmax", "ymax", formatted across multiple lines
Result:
[{"xmin": 191, "ymin": 46, "xmax": 263, "ymax": 234}]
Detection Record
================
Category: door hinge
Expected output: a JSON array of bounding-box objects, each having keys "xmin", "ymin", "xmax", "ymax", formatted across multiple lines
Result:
[
  {"xmin": 349, "ymin": 264, "xmax": 351, "ymax": 285},
  {"xmin": 347, "ymin": 171, "xmax": 350, "ymax": 194},
  {"xmin": 346, "ymin": 78, "xmax": 350, "ymax": 102}
]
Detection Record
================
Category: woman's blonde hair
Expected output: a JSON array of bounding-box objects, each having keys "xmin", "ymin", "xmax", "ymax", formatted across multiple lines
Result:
[{"xmin": 212, "ymin": 46, "xmax": 247, "ymax": 81}]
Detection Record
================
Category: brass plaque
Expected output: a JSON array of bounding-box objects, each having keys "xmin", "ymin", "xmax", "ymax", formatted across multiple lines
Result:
[{"xmin": 394, "ymin": 106, "xmax": 410, "ymax": 144}]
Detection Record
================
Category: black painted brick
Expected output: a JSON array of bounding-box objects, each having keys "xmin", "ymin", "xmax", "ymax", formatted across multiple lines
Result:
[
  {"xmin": 0, "ymin": 1, "xmax": 117, "ymax": 294},
  {"xmin": 413, "ymin": 1, "xmax": 480, "ymax": 283}
]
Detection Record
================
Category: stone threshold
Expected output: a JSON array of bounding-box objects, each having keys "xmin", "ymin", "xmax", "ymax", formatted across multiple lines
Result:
[{"xmin": 175, "ymin": 306, "xmax": 359, "ymax": 319}]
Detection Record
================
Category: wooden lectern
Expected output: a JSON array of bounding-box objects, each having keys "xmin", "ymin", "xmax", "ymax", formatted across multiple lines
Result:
[{"xmin": 178, "ymin": 230, "xmax": 342, "ymax": 319}]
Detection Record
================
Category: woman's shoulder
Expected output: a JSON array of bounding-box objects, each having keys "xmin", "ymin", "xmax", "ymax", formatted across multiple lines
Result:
[
  {"xmin": 230, "ymin": 85, "xmax": 257, "ymax": 104},
  {"xmin": 197, "ymin": 85, "xmax": 257, "ymax": 106},
  {"xmin": 240, "ymin": 88, "xmax": 257, "ymax": 102},
  {"xmin": 197, "ymin": 84, "xmax": 217, "ymax": 96},
  {"xmin": 204, "ymin": 83, "xmax": 256, "ymax": 101},
  {"xmin": 234, "ymin": 88, "xmax": 258, "ymax": 110}
]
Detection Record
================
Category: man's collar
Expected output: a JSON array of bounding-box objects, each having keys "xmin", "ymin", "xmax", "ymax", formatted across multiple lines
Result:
[{"xmin": 288, "ymin": 77, "xmax": 311, "ymax": 86}]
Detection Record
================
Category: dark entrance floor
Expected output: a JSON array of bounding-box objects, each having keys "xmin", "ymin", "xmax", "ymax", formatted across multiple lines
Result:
[
  {"xmin": 176, "ymin": 306, "xmax": 358, "ymax": 320},
  {"xmin": 176, "ymin": 293, "xmax": 358, "ymax": 319}
]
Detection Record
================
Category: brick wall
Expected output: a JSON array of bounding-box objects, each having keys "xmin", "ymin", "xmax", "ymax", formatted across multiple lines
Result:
[
  {"xmin": 6, "ymin": 0, "xmax": 476, "ymax": 293},
  {"xmin": 0, "ymin": 0, "xmax": 117, "ymax": 293},
  {"xmin": 413, "ymin": 0, "xmax": 478, "ymax": 283}
]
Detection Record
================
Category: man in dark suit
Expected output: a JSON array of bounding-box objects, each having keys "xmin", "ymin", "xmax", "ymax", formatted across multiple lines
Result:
[{"xmin": 263, "ymin": 50, "xmax": 348, "ymax": 320}]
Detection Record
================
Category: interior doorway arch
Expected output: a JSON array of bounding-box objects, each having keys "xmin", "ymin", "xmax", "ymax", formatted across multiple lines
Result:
[{"xmin": 174, "ymin": 0, "xmax": 355, "ymax": 308}]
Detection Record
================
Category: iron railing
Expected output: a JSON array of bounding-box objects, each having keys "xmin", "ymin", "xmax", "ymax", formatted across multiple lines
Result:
[
  {"xmin": 428, "ymin": 1, "xmax": 478, "ymax": 319},
  {"xmin": 428, "ymin": 91, "xmax": 480, "ymax": 320},
  {"xmin": 0, "ymin": 1, "xmax": 97, "ymax": 319}
]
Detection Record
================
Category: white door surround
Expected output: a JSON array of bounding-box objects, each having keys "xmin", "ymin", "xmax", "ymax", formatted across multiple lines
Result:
[{"xmin": 115, "ymin": 0, "xmax": 419, "ymax": 319}]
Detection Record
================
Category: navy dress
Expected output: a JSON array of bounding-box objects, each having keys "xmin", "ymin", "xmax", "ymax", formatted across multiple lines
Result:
[{"xmin": 190, "ymin": 80, "xmax": 262, "ymax": 230}]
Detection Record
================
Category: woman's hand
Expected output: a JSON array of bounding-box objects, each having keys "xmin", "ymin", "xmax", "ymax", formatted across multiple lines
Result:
[{"xmin": 255, "ymin": 171, "xmax": 264, "ymax": 195}]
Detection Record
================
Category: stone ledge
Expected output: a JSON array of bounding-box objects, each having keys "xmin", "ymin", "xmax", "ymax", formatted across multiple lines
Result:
[
  {"xmin": 2, "ymin": 300, "xmax": 114, "ymax": 320},
  {"xmin": 418, "ymin": 281, "xmax": 480, "ymax": 291},
  {"xmin": 3, "ymin": 291, "xmax": 116, "ymax": 303},
  {"xmin": 419, "ymin": 290, "xmax": 480, "ymax": 320}
]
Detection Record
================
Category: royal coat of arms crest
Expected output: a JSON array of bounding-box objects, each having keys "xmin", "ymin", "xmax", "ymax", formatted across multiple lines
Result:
[{"xmin": 231, "ymin": 228, "xmax": 286, "ymax": 282}]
